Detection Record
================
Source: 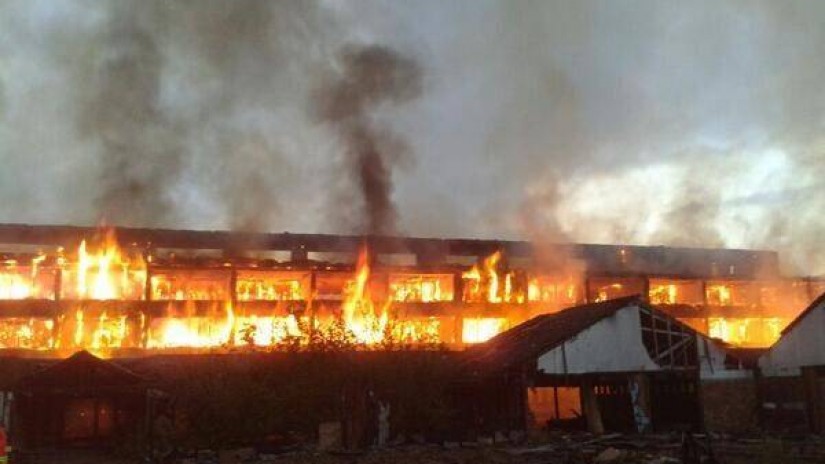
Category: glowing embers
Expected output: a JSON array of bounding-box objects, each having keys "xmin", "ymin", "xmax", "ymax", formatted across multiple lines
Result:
[
  {"xmin": 61, "ymin": 233, "xmax": 146, "ymax": 300},
  {"xmin": 150, "ymin": 270, "xmax": 230, "ymax": 301},
  {"xmin": 0, "ymin": 318, "xmax": 54, "ymax": 349},
  {"xmin": 236, "ymin": 271, "xmax": 309, "ymax": 301},
  {"xmin": 462, "ymin": 251, "xmax": 525, "ymax": 303},
  {"xmin": 389, "ymin": 274, "xmax": 453, "ymax": 302},
  {"xmin": 708, "ymin": 317, "xmax": 786, "ymax": 347},
  {"xmin": 648, "ymin": 279, "xmax": 703, "ymax": 305},
  {"xmin": 462, "ymin": 317, "xmax": 508, "ymax": 344}
]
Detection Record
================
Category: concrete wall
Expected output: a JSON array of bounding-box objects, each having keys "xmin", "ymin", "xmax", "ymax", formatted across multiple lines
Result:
[
  {"xmin": 760, "ymin": 303, "xmax": 825, "ymax": 377},
  {"xmin": 537, "ymin": 307, "xmax": 661, "ymax": 375}
]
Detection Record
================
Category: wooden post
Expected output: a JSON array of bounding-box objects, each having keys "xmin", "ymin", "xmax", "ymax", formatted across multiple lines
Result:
[
  {"xmin": 802, "ymin": 367, "xmax": 821, "ymax": 434},
  {"xmin": 629, "ymin": 373, "xmax": 652, "ymax": 433},
  {"xmin": 581, "ymin": 378, "xmax": 604, "ymax": 435}
]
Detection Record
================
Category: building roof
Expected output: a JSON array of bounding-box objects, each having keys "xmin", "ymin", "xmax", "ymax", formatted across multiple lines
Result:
[
  {"xmin": 16, "ymin": 350, "xmax": 146, "ymax": 392},
  {"xmin": 0, "ymin": 223, "xmax": 781, "ymax": 278},
  {"xmin": 461, "ymin": 295, "xmax": 643, "ymax": 376}
]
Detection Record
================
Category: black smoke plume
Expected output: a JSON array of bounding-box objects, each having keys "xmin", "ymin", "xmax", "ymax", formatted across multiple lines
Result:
[{"xmin": 314, "ymin": 45, "xmax": 423, "ymax": 236}]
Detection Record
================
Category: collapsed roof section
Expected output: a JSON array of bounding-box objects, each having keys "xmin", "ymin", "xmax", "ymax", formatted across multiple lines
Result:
[{"xmin": 463, "ymin": 295, "xmax": 744, "ymax": 380}]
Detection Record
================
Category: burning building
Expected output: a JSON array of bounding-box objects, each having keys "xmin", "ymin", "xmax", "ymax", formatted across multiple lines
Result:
[
  {"xmin": 0, "ymin": 223, "xmax": 821, "ymax": 356},
  {"xmin": 0, "ymin": 223, "xmax": 820, "ymax": 453}
]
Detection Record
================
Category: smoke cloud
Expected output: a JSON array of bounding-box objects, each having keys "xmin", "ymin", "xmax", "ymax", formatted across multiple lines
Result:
[
  {"xmin": 78, "ymin": 7, "xmax": 181, "ymax": 225},
  {"xmin": 314, "ymin": 45, "xmax": 423, "ymax": 235},
  {"xmin": 0, "ymin": 1, "xmax": 823, "ymax": 274}
]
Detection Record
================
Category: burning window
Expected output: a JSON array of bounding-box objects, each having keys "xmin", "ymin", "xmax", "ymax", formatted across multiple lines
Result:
[
  {"xmin": 648, "ymin": 279, "xmax": 703, "ymax": 305},
  {"xmin": 587, "ymin": 277, "xmax": 645, "ymax": 302},
  {"xmin": 236, "ymin": 270, "xmax": 309, "ymax": 301},
  {"xmin": 234, "ymin": 314, "xmax": 307, "ymax": 346},
  {"xmin": 61, "ymin": 309, "xmax": 136, "ymax": 350},
  {"xmin": 60, "ymin": 237, "xmax": 147, "ymax": 300},
  {"xmin": 461, "ymin": 317, "xmax": 508, "ymax": 343},
  {"xmin": 0, "ymin": 317, "xmax": 54, "ymax": 350},
  {"xmin": 388, "ymin": 317, "xmax": 442, "ymax": 344},
  {"xmin": 527, "ymin": 276, "xmax": 580, "ymax": 306},
  {"xmin": 314, "ymin": 272, "xmax": 350, "ymax": 300},
  {"xmin": 388, "ymin": 274, "xmax": 454, "ymax": 302},
  {"xmin": 151, "ymin": 270, "xmax": 231, "ymax": 301},
  {"xmin": 708, "ymin": 317, "xmax": 785, "ymax": 347},
  {"xmin": 462, "ymin": 252, "xmax": 525, "ymax": 303},
  {"xmin": 147, "ymin": 302, "xmax": 235, "ymax": 348},
  {"xmin": 0, "ymin": 262, "xmax": 56, "ymax": 299},
  {"xmin": 759, "ymin": 281, "xmax": 812, "ymax": 316},
  {"xmin": 315, "ymin": 271, "xmax": 386, "ymax": 302},
  {"xmin": 705, "ymin": 281, "xmax": 757, "ymax": 306}
]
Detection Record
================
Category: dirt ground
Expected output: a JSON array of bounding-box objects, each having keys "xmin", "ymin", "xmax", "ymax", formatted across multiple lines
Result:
[{"xmin": 14, "ymin": 434, "xmax": 825, "ymax": 464}]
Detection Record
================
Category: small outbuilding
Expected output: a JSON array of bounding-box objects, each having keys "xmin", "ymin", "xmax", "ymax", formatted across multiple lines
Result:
[
  {"xmin": 456, "ymin": 295, "xmax": 751, "ymax": 438},
  {"xmin": 12, "ymin": 350, "xmax": 149, "ymax": 450},
  {"xmin": 758, "ymin": 292, "xmax": 825, "ymax": 434}
]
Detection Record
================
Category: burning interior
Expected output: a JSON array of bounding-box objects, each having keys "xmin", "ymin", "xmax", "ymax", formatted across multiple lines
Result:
[{"xmin": 0, "ymin": 224, "xmax": 821, "ymax": 355}]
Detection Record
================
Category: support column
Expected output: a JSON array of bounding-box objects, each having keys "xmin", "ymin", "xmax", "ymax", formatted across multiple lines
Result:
[{"xmin": 581, "ymin": 378, "xmax": 604, "ymax": 435}]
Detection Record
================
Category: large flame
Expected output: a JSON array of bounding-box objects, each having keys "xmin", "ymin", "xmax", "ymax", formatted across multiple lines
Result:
[
  {"xmin": 341, "ymin": 248, "xmax": 389, "ymax": 344},
  {"xmin": 462, "ymin": 251, "xmax": 521, "ymax": 303},
  {"xmin": 71, "ymin": 230, "xmax": 146, "ymax": 300}
]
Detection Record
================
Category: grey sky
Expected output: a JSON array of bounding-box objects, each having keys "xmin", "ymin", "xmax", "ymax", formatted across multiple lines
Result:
[{"xmin": 0, "ymin": 0, "xmax": 822, "ymax": 274}]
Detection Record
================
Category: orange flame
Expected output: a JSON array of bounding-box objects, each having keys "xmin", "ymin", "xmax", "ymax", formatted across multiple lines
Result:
[
  {"xmin": 71, "ymin": 230, "xmax": 146, "ymax": 300},
  {"xmin": 341, "ymin": 248, "xmax": 388, "ymax": 344},
  {"xmin": 462, "ymin": 251, "xmax": 519, "ymax": 303},
  {"xmin": 462, "ymin": 317, "xmax": 508, "ymax": 343}
]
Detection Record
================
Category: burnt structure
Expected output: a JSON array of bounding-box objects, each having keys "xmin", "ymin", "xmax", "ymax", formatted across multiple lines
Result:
[
  {"xmin": 456, "ymin": 296, "xmax": 748, "ymax": 436},
  {"xmin": 0, "ymin": 223, "xmax": 821, "ymax": 353}
]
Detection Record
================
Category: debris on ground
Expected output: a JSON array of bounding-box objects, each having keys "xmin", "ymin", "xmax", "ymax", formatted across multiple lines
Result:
[{"xmin": 15, "ymin": 432, "xmax": 825, "ymax": 463}]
